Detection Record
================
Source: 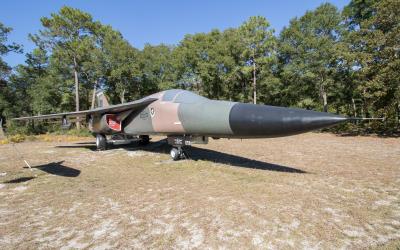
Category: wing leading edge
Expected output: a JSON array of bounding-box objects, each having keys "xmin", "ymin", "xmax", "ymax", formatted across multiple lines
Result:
[{"xmin": 12, "ymin": 97, "xmax": 158, "ymax": 121}]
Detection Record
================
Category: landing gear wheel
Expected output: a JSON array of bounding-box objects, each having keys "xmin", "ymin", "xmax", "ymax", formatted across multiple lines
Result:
[
  {"xmin": 96, "ymin": 134, "xmax": 107, "ymax": 151},
  {"xmin": 139, "ymin": 135, "xmax": 150, "ymax": 145},
  {"xmin": 170, "ymin": 148, "xmax": 180, "ymax": 161},
  {"xmin": 170, "ymin": 147, "xmax": 187, "ymax": 161}
]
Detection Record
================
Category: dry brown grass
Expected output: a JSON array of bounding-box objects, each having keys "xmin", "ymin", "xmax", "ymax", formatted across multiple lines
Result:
[
  {"xmin": 0, "ymin": 134, "xmax": 93, "ymax": 145},
  {"xmin": 0, "ymin": 133, "xmax": 399, "ymax": 249}
]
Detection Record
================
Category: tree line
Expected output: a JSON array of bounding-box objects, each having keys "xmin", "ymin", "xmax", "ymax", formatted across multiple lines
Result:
[{"xmin": 0, "ymin": 0, "xmax": 399, "ymax": 134}]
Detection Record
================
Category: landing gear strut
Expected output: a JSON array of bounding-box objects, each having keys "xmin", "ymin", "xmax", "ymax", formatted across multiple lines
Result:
[
  {"xmin": 167, "ymin": 135, "xmax": 208, "ymax": 161},
  {"xmin": 170, "ymin": 146, "xmax": 187, "ymax": 161},
  {"xmin": 96, "ymin": 134, "xmax": 107, "ymax": 151}
]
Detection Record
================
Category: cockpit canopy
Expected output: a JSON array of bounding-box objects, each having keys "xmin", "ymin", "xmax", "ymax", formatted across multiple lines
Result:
[{"xmin": 162, "ymin": 89, "xmax": 208, "ymax": 104}]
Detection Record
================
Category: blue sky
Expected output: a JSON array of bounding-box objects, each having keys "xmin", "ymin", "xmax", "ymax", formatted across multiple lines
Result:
[{"xmin": 1, "ymin": 0, "xmax": 349, "ymax": 67}]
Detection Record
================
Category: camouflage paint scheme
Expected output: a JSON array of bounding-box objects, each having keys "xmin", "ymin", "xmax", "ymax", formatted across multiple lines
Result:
[
  {"xmin": 13, "ymin": 89, "xmax": 348, "ymax": 139},
  {"xmin": 124, "ymin": 90, "xmax": 234, "ymax": 137},
  {"xmin": 122, "ymin": 89, "xmax": 346, "ymax": 138}
]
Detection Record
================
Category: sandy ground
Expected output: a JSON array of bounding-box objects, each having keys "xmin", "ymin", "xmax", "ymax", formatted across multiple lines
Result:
[{"xmin": 0, "ymin": 133, "xmax": 399, "ymax": 249}]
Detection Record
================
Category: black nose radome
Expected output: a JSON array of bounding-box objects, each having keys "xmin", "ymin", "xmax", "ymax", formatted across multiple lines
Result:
[{"xmin": 229, "ymin": 103, "xmax": 347, "ymax": 137}]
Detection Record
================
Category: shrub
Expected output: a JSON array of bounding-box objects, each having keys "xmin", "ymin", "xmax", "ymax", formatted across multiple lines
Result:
[
  {"xmin": 0, "ymin": 139, "xmax": 9, "ymax": 145},
  {"xmin": 65, "ymin": 128, "xmax": 93, "ymax": 137},
  {"xmin": 9, "ymin": 134, "xmax": 26, "ymax": 143},
  {"xmin": 26, "ymin": 135, "xmax": 37, "ymax": 141}
]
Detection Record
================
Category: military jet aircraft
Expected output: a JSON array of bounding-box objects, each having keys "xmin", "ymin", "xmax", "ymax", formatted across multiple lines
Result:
[{"xmin": 13, "ymin": 89, "xmax": 362, "ymax": 160}]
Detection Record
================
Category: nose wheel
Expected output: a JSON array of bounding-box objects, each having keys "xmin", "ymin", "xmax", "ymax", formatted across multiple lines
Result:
[{"xmin": 170, "ymin": 146, "xmax": 187, "ymax": 161}]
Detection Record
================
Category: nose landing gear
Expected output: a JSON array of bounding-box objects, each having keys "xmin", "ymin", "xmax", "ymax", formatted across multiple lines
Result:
[
  {"xmin": 167, "ymin": 135, "xmax": 208, "ymax": 161},
  {"xmin": 170, "ymin": 146, "xmax": 187, "ymax": 161}
]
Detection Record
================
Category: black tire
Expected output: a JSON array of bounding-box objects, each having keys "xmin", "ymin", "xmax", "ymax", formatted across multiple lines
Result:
[
  {"xmin": 96, "ymin": 134, "xmax": 107, "ymax": 151},
  {"xmin": 139, "ymin": 135, "xmax": 150, "ymax": 145},
  {"xmin": 170, "ymin": 148, "xmax": 180, "ymax": 161}
]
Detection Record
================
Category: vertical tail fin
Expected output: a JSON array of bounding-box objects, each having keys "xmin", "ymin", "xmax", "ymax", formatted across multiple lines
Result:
[{"xmin": 96, "ymin": 90, "xmax": 110, "ymax": 108}]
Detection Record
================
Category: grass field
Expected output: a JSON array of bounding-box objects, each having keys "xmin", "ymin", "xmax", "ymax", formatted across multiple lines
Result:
[{"xmin": 0, "ymin": 133, "xmax": 399, "ymax": 249}]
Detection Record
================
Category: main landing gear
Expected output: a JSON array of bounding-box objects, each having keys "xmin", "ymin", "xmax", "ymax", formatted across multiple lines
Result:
[
  {"xmin": 94, "ymin": 134, "xmax": 205, "ymax": 162},
  {"xmin": 95, "ymin": 134, "xmax": 150, "ymax": 151},
  {"xmin": 96, "ymin": 134, "xmax": 107, "ymax": 150},
  {"xmin": 138, "ymin": 135, "xmax": 150, "ymax": 145}
]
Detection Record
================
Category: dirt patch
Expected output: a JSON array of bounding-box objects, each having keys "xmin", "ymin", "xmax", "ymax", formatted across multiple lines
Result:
[{"xmin": 0, "ymin": 133, "xmax": 399, "ymax": 249}]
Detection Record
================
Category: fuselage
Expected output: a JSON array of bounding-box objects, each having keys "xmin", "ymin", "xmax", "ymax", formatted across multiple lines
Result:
[{"xmin": 107, "ymin": 89, "xmax": 347, "ymax": 138}]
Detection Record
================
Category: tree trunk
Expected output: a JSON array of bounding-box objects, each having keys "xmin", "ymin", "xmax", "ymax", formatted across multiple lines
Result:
[
  {"xmin": 91, "ymin": 81, "xmax": 97, "ymax": 110},
  {"xmin": 0, "ymin": 118, "xmax": 4, "ymax": 139},
  {"xmin": 242, "ymin": 81, "xmax": 246, "ymax": 103},
  {"xmin": 319, "ymin": 84, "xmax": 328, "ymax": 112},
  {"xmin": 322, "ymin": 92, "xmax": 328, "ymax": 112},
  {"xmin": 351, "ymin": 98, "xmax": 357, "ymax": 117},
  {"xmin": 120, "ymin": 89, "xmax": 126, "ymax": 104},
  {"xmin": 397, "ymin": 102, "xmax": 400, "ymax": 129},
  {"xmin": 252, "ymin": 51, "xmax": 257, "ymax": 104},
  {"xmin": 362, "ymin": 88, "xmax": 367, "ymax": 118},
  {"xmin": 73, "ymin": 56, "xmax": 80, "ymax": 130}
]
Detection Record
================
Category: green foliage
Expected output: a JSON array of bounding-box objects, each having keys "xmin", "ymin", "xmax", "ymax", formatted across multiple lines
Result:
[
  {"xmin": 239, "ymin": 16, "xmax": 277, "ymax": 103},
  {"xmin": 94, "ymin": 25, "xmax": 141, "ymax": 104},
  {"xmin": 2, "ymin": 3, "xmax": 399, "ymax": 135},
  {"xmin": 341, "ymin": 0, "xmax": 400, "ymax": 133},
  {"xmin": 5, "ymin": 120, "xmax": 48, "ymax": 136},
  {"xmin": 29, "ymin": 6, "xmax": 101, "ymax": 115},
  {"xmin": 279, "ymin": 3, "xmax": 344, "ymax": 112},
  {"xmin": 0, "ymin": 22, "xmax": 22, "ymax": 122},
  {"xmin": 50, "ymin": 127, "xmax": 92, "ymax": 137}
]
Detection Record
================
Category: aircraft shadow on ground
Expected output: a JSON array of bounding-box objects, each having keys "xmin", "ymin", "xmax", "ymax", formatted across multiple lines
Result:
[
  {"xmin": 58, "ymin": 140, "xmax": 306, "ymax": 173},
  {"xmin": 24, "ymin": 161, "xmax": 81, "ymax": 177},
  {"xmin": 3, "ymin": 176, "xmax": 36, "ymax": 184},
  {"xmin": 57, "ymin": 144, "xmax": 97, "ymax": 151}
]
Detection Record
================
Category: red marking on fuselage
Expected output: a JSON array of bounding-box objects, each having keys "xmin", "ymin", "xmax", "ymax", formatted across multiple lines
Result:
[{"xmin": 106, "ymin": 114, "xmax": 121, "ymax": 131}]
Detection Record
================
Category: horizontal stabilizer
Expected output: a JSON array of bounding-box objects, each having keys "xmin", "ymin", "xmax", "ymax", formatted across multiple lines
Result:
[{"xmin": 12, "ymin": 97, "xmax": 157, "ymax": 121}]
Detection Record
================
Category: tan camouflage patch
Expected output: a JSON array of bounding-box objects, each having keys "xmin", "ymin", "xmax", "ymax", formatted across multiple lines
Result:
[{"xmin": 149, "ymin": 92, "xmax": 185, "ymax": 134}]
